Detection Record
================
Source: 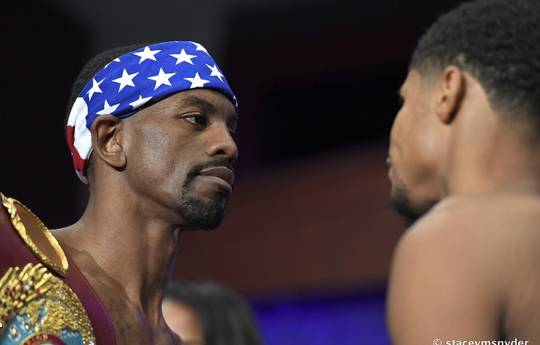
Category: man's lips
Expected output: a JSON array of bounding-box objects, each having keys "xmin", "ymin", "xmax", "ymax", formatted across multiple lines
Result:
[{"xmin": 197, "ymin": 166, "xmax": 235, "ymax": 191}]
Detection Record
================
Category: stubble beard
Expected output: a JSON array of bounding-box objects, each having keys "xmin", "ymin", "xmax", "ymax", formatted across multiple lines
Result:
[
  {"xmin": 177, "ymin": 160, "xmax": 232, "ymax": 230},
  {"xmin": 389, "ymin": 185, "xmax": 424, "ymax": 226},
  {"xmin": 178, "ymin": 190, "xmax": 228, "ymax": 230}
]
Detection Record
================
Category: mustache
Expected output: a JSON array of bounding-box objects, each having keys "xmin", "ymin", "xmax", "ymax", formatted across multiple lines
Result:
[{"xmin": 186, "ymin": 158, "xmax": 235, "ymax": 181}]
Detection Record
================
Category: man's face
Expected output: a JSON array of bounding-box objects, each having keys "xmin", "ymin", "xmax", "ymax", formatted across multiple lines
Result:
[
  {"xmin": 122, "ymin": 88, "xmax": 238, "ymax": 229},
  {"xmin": 388, "ymin": 70, "xmax": 446, "ymax": 223}
]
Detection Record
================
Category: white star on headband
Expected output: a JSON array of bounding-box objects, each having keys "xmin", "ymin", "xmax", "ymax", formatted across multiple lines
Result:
[
  {"xmin": 206, "ymin": 64, "xmax": 224, "ymax": 82},
  {"xmin": 87, "ymin": 78, "xmax": 105, "ymax": 100},
  {"xmin": 191, "ymin": 42, "xmax": 208, "ymax": 54},
  {"xmin": 113, "ymin": 69, "xmax": 139, "ymax": 92},
  {"xmin": 148, "ymin": 68, "xmax": 176, "ymax": 89},
  {"xmin": 170, "ymin": 49, "xmax": 196, "ymax": 65},
  {"xmin": 185, "ymin": 73, "xmax": 210, "ymax": 88},
  {"xmin": 133, "ymin": 46, "xmax": 161, "ymax": 63},
  {"xmin": 96, "ymin": 100, "xmax": 120, "ymax": 115},
  {"xmin": 104, "ymin": 57, "xmax": 121, "ymax": 69},
  {"xmin": 129, "ymin": 95, "xmax": 153, "ymax": 109}
]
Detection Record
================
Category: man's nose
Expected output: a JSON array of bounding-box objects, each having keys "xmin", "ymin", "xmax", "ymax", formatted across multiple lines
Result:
[{"xmin": 205, "ymin": 124, "xmax": 238, "ymax": 163}]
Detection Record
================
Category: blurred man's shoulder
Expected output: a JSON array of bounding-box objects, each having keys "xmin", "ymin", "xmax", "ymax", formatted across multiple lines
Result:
[
  {"xmin": 394, "ymin": 193, "xmax": 540, "ymax": 277},
  {"xmin": 410, "ymin": 193, "xmax": 540, "ymax": 339},
  {"xmin": 387, "ymin": 195, "xmax": 507, "ymax": 344},
  {"xmin": 389, "ymin": 197, "xmax": 540, "ymax": 344},
  {"xmin": 409, "ymin": 193, "xmax": 540, "ymax": 240},
  {"xmin": 388, "ymin": 193, "xmax": 540, "ymax": 341}
]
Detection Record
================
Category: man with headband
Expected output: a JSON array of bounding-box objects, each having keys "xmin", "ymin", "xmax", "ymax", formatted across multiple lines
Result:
[
  {"xmin": 386, "ymin": 0, "xmax": 540, "ymax": 344},
  {"xmin": 0, "ymin": 41, "xmax": 238, "ymax": 344}
]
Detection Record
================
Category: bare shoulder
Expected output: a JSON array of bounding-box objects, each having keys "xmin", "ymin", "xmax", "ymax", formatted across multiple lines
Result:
[
  {"xmin": 387, "ymin": 193, "xmax": 540, "ymax": 344},
  {"xmin": 398, "ymin": 193, "xmax": 540, "ymax": 265}
]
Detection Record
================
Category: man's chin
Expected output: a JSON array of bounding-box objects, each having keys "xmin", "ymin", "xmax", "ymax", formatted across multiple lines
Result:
[
  {"xmin": 178, "ymin": 195, "xmax": 228, "ymax": 230},
  {"xmin": 388, "ymin": 187, "xmax": 426, "ymax": 226},
  {"xmin": 389, "ymin": 196, "xmax": 421, "ymax": 226}
]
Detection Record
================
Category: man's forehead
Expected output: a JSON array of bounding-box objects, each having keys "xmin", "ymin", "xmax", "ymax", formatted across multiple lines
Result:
[
  {"xmin": 188, "ymin": 90, "xmax": 235, "ymax": 110},
  {"xmin": 156, "ymin": 89, "xmax": 237, "ymax": 115}
]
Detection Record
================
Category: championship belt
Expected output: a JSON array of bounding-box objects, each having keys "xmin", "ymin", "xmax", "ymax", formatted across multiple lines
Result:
[{"xmin": 0, "ymin": 194, "xmax": 96, "ymax": 345}]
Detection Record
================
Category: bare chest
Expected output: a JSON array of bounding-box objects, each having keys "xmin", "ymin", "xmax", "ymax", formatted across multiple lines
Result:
[
  {"xmin": 100, "ymin": 292, "xmax": 180, "ymax": 345},
  {"xmin": 78, "ymin": 271, "xmax": 179, "ymax": 345}
]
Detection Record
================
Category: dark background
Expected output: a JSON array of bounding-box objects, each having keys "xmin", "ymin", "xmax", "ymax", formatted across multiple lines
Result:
[{"xmin": 2, "ymin": 1, "xmax": 466, "ymax": 343}]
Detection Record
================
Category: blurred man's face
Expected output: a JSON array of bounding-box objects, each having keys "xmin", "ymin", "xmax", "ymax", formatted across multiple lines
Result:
[
  {"xmin": 388, "ymin": 70, "xmax": 446, "ymax": 223},
  {"xmin": 163, "ymin": 299, "xmax": 205, "ymax": 345}
]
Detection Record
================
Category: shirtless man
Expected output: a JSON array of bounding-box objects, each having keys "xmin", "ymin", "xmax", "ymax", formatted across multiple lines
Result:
[
  {"xmin": 386, "ymin": 0, "xmax": 540, "ymax": 344},
  {"xmin": 52, "ymin": 41, "xmax": 238, "ymax": 344}
]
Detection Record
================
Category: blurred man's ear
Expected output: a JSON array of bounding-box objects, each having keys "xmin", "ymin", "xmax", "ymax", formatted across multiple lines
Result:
[{"xmin": 434, "ymin": 66, "xmax": 465, "ymax": 125}]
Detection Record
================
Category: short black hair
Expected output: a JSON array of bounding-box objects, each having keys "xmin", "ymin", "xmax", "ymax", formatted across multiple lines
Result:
[
  {"xmin": 410, "ymin": 0, "xmax": 540, "ymax": 120},
  {"xmin": 164, "ymin": 280, "xmax": 262, "ymax": 345},
  {"xmin": 65, "ymin": 43, "xmax": 148, "ymax": 125}
]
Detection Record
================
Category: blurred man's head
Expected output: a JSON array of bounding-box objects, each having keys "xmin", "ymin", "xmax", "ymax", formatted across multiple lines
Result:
[
  {"xmin": 163, "ymin": 280, "xmax": 262, "ymax": 345},
  {"xmin": 388, "ymin": 0, "xmax": 540, "ymax": 223},
  {"xmin": 163, "ymin": 297, "xmax": 205, "ymax": 345},
  {"xmin": 66, "ymin": 42, "xmax": 238, "ymax": 229}
]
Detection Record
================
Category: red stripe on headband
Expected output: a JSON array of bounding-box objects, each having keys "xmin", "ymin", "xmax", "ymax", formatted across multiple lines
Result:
[{"xmin": 66, "ymin": 125, "xmax": 88, "ymax": 177}]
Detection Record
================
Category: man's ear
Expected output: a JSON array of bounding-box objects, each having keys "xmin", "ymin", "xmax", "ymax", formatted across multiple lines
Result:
[
  {"xmin": 435, "ymin": 66, "xmax": 465, "ymax": 125},
  {"xmin": 91, "ymin": 115, "xmax": 127, "ymax": 171}
]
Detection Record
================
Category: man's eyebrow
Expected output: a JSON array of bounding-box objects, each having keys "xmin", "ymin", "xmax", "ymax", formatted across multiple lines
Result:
[
  {"xmin": 174, "ymin": 95, "xmax": 238, "ymax": 122},
  {"xmin": 177, "ymin": 96, "xmax": 217, "ymax": 113}
]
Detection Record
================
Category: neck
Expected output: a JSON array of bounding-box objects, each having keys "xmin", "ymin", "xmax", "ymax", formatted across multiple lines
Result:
[
  {"xmin": 57, "ymin": 185, "xmax": 183, "ymax": 322},
  {"xmin": 447, "ymin": 114, "xmax": 540, "ymax": 197}
]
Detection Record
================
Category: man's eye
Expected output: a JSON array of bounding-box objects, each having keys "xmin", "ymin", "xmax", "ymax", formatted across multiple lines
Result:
[
  {"xmin": 183, "ymin": 114, "xmax": 208, "ymax": 127},
  {"xmin": 228, "ymin": 123, "xmax": 238, "ymax": 134}
]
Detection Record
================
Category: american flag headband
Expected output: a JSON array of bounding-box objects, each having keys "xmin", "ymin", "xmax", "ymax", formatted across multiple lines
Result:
[{"xmin": 66, "ymin": 41, "xmax": 238, "ymax": 184}]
